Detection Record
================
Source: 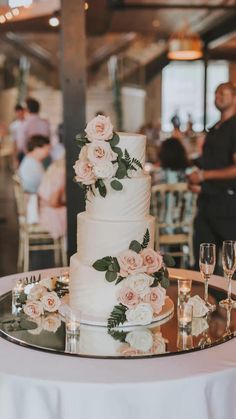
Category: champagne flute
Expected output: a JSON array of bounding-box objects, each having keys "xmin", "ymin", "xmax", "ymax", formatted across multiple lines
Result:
[
  {"xmin": 219, "ymin": 240, "xmax": 236, "ymax": 308},
  {"xmin": 199, "ymin": 243, "xmax": 216, "ymax": 311}
]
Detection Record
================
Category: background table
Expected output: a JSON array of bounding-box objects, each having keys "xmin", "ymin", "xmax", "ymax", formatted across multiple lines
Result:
[{"xmin": 0, "ymin": 268, "xmax": 236, "ymax": 419}]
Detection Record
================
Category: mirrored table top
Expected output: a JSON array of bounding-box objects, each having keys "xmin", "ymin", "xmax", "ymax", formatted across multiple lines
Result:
[{"xmin": 0, "ymin": 277, "xmax": 235, "ymax": 359}]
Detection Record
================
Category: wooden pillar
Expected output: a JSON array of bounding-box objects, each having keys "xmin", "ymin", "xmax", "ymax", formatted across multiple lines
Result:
[
  {"xmin": 203, "ymin": 50, "xmax": 208, "ymax": 130},
  {"xmin": 61, "ymin": 0, "xmax": 86, "ymax": 259}
]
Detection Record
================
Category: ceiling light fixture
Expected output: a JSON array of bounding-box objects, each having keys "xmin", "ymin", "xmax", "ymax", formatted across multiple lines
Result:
[{"xmin": 168, "ymin": 26, "xmax": 203, "ymax": 60}]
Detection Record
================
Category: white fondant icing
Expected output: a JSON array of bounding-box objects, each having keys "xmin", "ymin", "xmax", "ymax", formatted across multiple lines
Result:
[
  {"xmin": 70, "ymin": 254, "xmax": 119, "ymax": 319},
  {"xmin": 117, "ymin": 132, "xmax": 146, "ymax": 168},
  {"xmin": 76, "ymin": 212, "xmax": 155, "ymax": 263},
  {"xmin": 86, "ymin": 175, "xmax": 151, "ymax": 221}
]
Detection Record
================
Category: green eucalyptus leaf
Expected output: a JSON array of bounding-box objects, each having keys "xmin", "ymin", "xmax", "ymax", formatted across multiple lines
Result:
[
  {"xmin": 110, "ymin": 133, "xmax": 120, "ymax": 147},
  {"xmin": 115, "ymin": 162, "xmax": 127, "ymax": 179},
  {"xmin": 163, "ymin": 254, "xmax": 175, "ymax": 267},
  {"xmin": 112, "ymin": 257, "xmax": 120, "ymax": 273},
  {"xmin": 112, "ymin": 146, "xmax": 123, "ymax": 158},
  {"xmin": 160, "ymin": 276, "xmax": 170, "ymax": 289},
  {"xmin": 97, "ymin": 179, "xmax": 107, "ymax": 198},
  {"xmin": 129, "ymin": 240, "xmax": 142, "ymax": 253},
  {"xmin": 93, "ymin": 259, "xmax": 110, "ymax": 271},
  {"xmin": 110, "ymin": 179, "xmax": 123, "ymax": 191},
  {"xmin": 105, "ymin": 271, "xmax": 117, "ymax": 282}
]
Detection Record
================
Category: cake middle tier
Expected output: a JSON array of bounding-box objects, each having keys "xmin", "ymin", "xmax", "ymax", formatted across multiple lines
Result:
[
  {"xmin": 77, "ymin": 212, "xmax": 155, "ymax": 264},
  {"xmin": 86, "ymin": 175, "xmax": 151, "ymax": 221}
]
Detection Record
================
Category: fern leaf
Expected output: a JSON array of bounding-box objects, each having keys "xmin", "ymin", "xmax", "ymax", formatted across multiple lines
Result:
[
  {"xmin": 141, "ymin": 229, "xmax": 150, "ymax": 249},
  {"xmin": 107, "ymin": 304, "xmax": 127, "ymax": 329}
]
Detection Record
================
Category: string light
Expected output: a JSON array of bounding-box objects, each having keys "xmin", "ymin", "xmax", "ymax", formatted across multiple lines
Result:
[
  {"xmin": 0, "ymin": 15, "xmax": 6, "ymax": 24},
  {"xmin": 5, "ymin": 11, "xmax": 13, "ymax": 20},
  {"xmin": 49, "ymin": 16, "xmax": 60, "ymax": 27},
  {"xmin": 85, "ymin": 2, "xmax": 89, "ymax": 10},
  {"xmin": 12, "ymin": 8, "xmax": 20, "ymax": 16}
]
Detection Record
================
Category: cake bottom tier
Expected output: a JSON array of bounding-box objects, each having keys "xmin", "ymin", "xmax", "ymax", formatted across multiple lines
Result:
[{"xmin": 70, "ymin": 253, "xmax": 119, "ymax": 321}]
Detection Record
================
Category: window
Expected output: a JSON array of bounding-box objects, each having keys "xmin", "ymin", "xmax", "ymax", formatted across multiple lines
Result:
[{"xmin": 162, "ymin": 60, "xmax": 229, "ymax": 132}]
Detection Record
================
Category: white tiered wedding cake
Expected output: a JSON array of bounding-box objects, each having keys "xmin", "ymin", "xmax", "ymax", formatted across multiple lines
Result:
[{"xmin": 70, "ymin": 115, "xmax": 171, "ymax": 327}]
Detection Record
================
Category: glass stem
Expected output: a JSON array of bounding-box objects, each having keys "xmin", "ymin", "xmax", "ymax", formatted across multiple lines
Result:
[
  {"xmin": 227, "ymin": 275, "xmax": 232, "ymax": 301},
  {"xmin": 204, "ymin": 278, "xmax": 209, "ymax": 303}
]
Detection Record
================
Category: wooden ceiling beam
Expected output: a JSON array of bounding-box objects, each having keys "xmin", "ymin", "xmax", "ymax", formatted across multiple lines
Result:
[{"xmin": 110, "ymin": 2, "xmax": 236, "ymax": 10}]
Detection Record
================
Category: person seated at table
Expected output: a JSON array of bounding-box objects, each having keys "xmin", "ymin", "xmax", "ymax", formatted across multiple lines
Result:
[
  {"xmin": 38, "ymin": 157, "xmax": 66, "ymax": 240},
  {"xmin": 18, "ymin": 135, "xmax": 50, "ymax": 194},
  {"xmin": 152, "ymin": 137, "xmax": 192, "ymax": 185},
  {"xmin": 9, "ymin": 103, "xmax": 26, "ymax": 166}
]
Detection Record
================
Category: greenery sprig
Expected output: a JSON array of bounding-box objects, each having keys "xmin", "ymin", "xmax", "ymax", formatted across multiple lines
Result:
[
  {"xmin": 107, "ymin": 304, "xmax": 127, "ymax": 329},
  {"xmin": 108, "ymin": 328, "xmax": 128, "ymax": 342}
]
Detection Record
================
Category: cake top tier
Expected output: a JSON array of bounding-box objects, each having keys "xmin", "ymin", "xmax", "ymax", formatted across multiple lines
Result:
[{"xmin": 73, "ymin": 115, "xmax": 147, "ymax": 199}]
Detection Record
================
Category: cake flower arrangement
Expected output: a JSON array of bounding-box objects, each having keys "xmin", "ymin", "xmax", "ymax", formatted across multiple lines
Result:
[
  {"xmin": 20, "ymin": 278, "xmax": 62, "ymax": 334},
  {"xmin": 73, "ymin": 115, "xmax": 142, "ymax": 198},
  {"xmin": 110, "ymin": 328, "xmax": 167, "ymax": 357},
  {"xmin": 93, "ymin": 229, "xmax": 173, "ymax": 328}
]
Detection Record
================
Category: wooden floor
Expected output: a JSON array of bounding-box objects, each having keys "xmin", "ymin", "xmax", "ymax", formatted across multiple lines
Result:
[{"xmin": 0, "ymin": 162, "xmax": 56, "ymax": 277}]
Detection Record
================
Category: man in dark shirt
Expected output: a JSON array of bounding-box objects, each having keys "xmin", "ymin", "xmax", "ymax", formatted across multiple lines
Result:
[{"xmin": 188, "ymin": 82, "xmax": 236, "ymax": 270}]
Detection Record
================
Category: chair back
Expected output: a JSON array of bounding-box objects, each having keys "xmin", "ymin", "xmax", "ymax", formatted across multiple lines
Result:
[
  {"xmin": 151, "ymin": 182, "xmax": 196, "ymax": 230},
  {"xmin": 12, "ymin": 174, "xmax": 27, "ymax": 222},
  {"xmin": 151, "ymin": 182, "xmax": 197, "ymax": 263}
]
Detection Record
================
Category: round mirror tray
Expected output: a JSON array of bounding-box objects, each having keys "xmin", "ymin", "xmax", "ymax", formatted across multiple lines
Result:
[{"xmin": 0, "ymin": 278, "xmax": 235, "ymax": 359}]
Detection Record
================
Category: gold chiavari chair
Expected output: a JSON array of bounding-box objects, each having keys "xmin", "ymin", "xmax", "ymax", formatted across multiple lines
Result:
[{"xmin": 12, "ymin": 174, "xmax": 67, "ymax": 272}]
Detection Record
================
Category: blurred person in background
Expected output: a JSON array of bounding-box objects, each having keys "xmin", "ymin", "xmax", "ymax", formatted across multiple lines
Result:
[
  {"xmin": 18, "ymin": 135, "xmax": 50, "ymax": 194},
  {"xmin": 9, "ymin": 104, "xmax": 26, "ymax": 165},
  {"xmin": 188, "ymin": 82, "xmax": 236, "ymax": 270},
  {"xmin": 38, "ymin": 155, "xmax": 66, "ymax": 240},
  {"xmin": 152, "ymin": 137, "xmax": 192, "ymax": 185},
  {"xmin": 17, "ymin": 97, "xmax": 51, "ymax": 158}
]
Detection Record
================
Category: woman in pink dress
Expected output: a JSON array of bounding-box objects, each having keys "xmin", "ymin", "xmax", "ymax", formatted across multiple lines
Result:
[{"xmin": 38, "ymin": 158, "xmax": 66, "ymax": 240}]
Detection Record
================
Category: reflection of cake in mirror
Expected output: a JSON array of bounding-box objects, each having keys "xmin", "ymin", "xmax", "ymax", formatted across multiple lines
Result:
[
  {"xmin": 70, "ymin": 115, "xmax": 174, "ymax": 327},
  {"xmin": 78, "ymin": 324, "xmax": 168, "ymax": 357}
]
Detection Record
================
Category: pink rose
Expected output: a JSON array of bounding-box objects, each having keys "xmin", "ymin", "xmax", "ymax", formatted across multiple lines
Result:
[
  {"xmin": 118, "ymin": 250, "xmax": 145, "ymax": 277},
  {"xmin": 141, "ymin": 248, "xmax": 163, "ymax": 274},
  {"xmin": 41, "ymin": 291, "xmax": 61, "ymax": 312},
  {"xmin": 28, "ymin": 284, "xmax": 47, "ymax": 300},
  {"xmin": 144, "ymin": 285, "xmax": 166, "ymax": 315},
  {"xmin": 87, "ymin": 141, "xmax": 117, "ymax": 164},
  {"xmin": 118, "ymin": 344, "xmax": 139, "ymax": 356},
  {"xmin": 85, "ymin": 115, "xmax": 113, "ymax": 142},
  {"xmin": 73, "ymin": 159, "xmax": 95, "ymax": 185},
  {"xmin": 117, "ymin": 287, "xmax": 140, "ymax": 309},
  {"xmin": 23, "ymin": 300, "xmax": 44, "ymax": 318},
  {"xmin": 43, "ymin": 314, "xmax": 61, "ymax": 333}
]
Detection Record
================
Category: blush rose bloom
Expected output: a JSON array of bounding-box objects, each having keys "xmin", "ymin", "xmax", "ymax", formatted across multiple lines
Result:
[
  {"xmin": 124, "ymin": 273, "xmax": 153, "ymax": 297},
  {"xmin": 28, "ymin": 284, "xmax": 47, "ymax": 301},
  {"xmin": 118, "ymin": 250, "xmax": 145, "ymax": 277},
  {"xmin": 23, "ymin": 300, "xmax": 44, "ymax": 319},
  {"xmin": 126, "ymin": 329, "xmax": 153, "ymax": 352},
  {"xmin": 39, "ymin": 277, "xmax": 57, "ymax": 291},
  {"xmin": 144, "ymin": 285, "xmax": 166, "ymax": 315},
  {"xmin": 43, "ymin": 314, "xmax": 61, "ymax": 333},
  {"xmin": 73, "ymin": 159, "xmax": 95, "ymax": 185},
  {"xmin": 41, "ymin": 291, "xmax": 61, "ymax": 313},
  {"xmin": 126, "ymin": 303, "xmax": 153, "ymax": 325},
  {"xmin": 93, "ymin": 161, "xmax": 116, "ymax": 180},
  {"xmin": 87, "ymin": 141, "xmax": 117, "ymax": 164},
  {"xmin": 117, "ymin": 287, "xmax": 140, "ymax": 309},
  {"xmin": 141, "ymin": 248, "xmax": 163, "ymax": 274},
  {"xmin": 85, "ymin": 115, "xmax": 113, "ymax": 142}
]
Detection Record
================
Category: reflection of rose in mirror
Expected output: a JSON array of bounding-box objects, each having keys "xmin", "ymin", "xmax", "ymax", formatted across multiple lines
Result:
[
  {"xmin": 28, "ymin": 313, "xmax": 61, "ymax": 335},
  {"xmin": 116, "ymin": 327, "xmax": 167, "ymax": 356}
]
